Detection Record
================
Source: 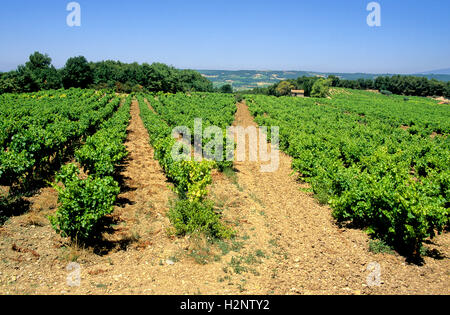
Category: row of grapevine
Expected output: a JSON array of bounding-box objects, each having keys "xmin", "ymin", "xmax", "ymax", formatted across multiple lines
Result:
[
  {"xmin": 50, "ymin": 95, "xmax": 132, "ymax": 241},
  {"xmin": 151, "ymin": 92, "xmax": 236, "ymax": 128},
  {"xmin": 245, "ymin": 90, "xmax": 449, "ymax": 255},
  {"xmin": 0, "ymin": 89, "xmax": 99, "ymax": 149},
  {"xmin": 137, "ymin": 94, "xmax": 234, "ymax": 239},
  {"xmin": 149, "ymin": 92, "xmax": 237, "ymax": 170},
  {"xmin": 325, "ymin": 89, "xmax": 450, "ymax": 135},
  {"xmin": 0, "ymin": 89, "xmax": 120, "ymax": 187}
]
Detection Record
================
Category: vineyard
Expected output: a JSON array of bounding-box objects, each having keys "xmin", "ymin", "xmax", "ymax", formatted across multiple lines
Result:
[
  {"xmin": 0, "ymin": 89, "xmax": 121, "ymax": 187},
  {"xmin": 0, "ymin": 88, "xmax": 449, "ymax": 295},
  {"xmin": 0, "ymin": 89, "xmax": 132, "ymax": 236},
  {"xmin": 245, "ymin": 89, "xmax": 449, "ymax": 254},
  {"xmin": 137, "ymin": 92, "xmax": 236, "ymax": 238}
]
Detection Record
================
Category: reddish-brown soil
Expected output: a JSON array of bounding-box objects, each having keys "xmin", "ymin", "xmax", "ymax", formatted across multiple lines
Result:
[
  {"xmin": 208, "ymin": 102, "xmax": 449, "ymax": 295},
  {"xmin": 0, "ymin": 100, "xmax": 448, "ymax": 295}
]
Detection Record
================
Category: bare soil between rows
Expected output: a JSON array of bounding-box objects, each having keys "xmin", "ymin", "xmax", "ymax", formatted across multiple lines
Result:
[{"xmin": 0, "ymin": 100, "xmax": 448, "ymax": 295}]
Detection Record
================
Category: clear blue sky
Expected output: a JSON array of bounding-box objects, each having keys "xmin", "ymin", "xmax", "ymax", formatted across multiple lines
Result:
[{"xmin": 0, "ymin": 0, "xmax": 449, "ymax": 73}]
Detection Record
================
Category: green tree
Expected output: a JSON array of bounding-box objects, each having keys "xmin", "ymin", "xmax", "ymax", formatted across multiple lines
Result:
[
  {"xmin": 328, "ymin": 75, "xmax": 340, "ymax": 87},
  {"xmin": 220, "ymin": 84, "xmax": 233, "ymax": 93},
  {"xmin": 145, "ymin": 63, "xmax": 177, "ymax": 93},
  {"xmin": 445, "ymin": 82, "xmax": 450, "ymax": 98},
  {"xmin": 178, "ymin": 69, "xmax": 213, "ymax": 92},
  {"xmin": 296, "ymin": 76, "xmax": 319, "ymax": 96},
  {"xmin": 14, "ymin": 52, "xmax": 62, "ymax": 92},
  {"xmin": 62, "ymin": 56, "xmax": 93, "ymax": 88},
  {"xmin": 25, "ymin": 51, "xmax": 52, "ymax": 71},
  {"xmin": 0, "ymin": 71, "xmax": 21, "ymax": 94},
  {"xmin": 16, "ymin": 65, "xmax": 39, "ymax": 92},
  {"xmin": 311, "ymin": 78, "xmax": 332, "ymax": 98},
  {"xmin": 275, "ymin": 81, "xmax": 294, "ymax": 96},
  {"xmin": 40, "ymin": 67, "xmax": 62, "ymax": 90},
  {"xmin": 2, "ymin": 52, "xmax": 217, "ymax": 94},
  {"xmin": 91, "ymin": 60, "xmax": 119, "ymax": 87}
]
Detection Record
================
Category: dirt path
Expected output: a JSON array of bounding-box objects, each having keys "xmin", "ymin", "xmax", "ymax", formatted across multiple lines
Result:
[
  {"xmin": 0, "ymin": 100, "xmax": 256, "ymax": 294},
  {"xmin": 108, "ymin": 100, "xmax": 173, "ymax": 245},
  {"xmin": 209, "ymin": 101, "xmax": 450, "ymax": 295},
  {"xmin": 0, "ymin": 100, "xmax": 448, "ymax": 295}
]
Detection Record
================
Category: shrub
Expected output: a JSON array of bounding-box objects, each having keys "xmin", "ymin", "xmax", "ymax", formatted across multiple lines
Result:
[
  {"xmin": 330, "ymin": 147, "xmax": 449, "ymax": 254},
  {"xmin": 235, "ymin": 94, "xmax": 244, "ymax": 103},
  {"xmin": 75, "ymin": 140, "xmax": 127, "ymax": 177},
  {"xmin": 220, "ymin": 84, "xmax": 233, "ymax": 94},
  {"xmin": 169, "ymin": 160, "xmax": 214, "ymax": 202},
  {"xmin": 49, "ymin": 164, "xmax": 120, "ymax": 242},
  {"xmin": 74, "ymin": 96, "xmax": 131, "ymax": 177},
  {"xmin": 168, "ymin": 200, "xmax": 234, "ymax": 239},
  {"xmin": 380, "ymin": 90, "xmax": 393, "ymax": 96},
  {"xmin": 138, "ymin": 94, "xmax": 234, "ymax": 239},
  {"xmin": 132, "ymin": 84, "xmax": 144, "ymax": 93},
  {"xmin": 275, "ymin": 81, "xmax": 294, "ymax": 96},
  {"xmin": 368, "ymin": 239, "xmax": 395, "ymax": 255},
  {"xmin": 311, "ymin": 78, "xmax": 332, "ymax": 98}
]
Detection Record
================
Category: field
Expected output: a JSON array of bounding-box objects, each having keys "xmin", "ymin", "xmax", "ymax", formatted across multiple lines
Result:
[
  {"xmin": 246, "ymin": 89, "xmax": 449, "ymax": 254},
  {"xmin": 198, "ymin": 70, "xmax": 450, "ymax": 90},
  {"xmin": 0, "ymin": 88, "xmax": 448, "ymax": 295}
]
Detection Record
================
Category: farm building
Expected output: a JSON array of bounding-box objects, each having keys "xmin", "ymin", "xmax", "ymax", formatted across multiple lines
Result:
[{"xmin": 291, "ymin": 89, "xmax": 305, "ymax": 97}]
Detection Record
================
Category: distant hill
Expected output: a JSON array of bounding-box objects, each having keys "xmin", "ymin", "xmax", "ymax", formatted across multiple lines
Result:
[
  {"xmin": 418, "ymin": 68, "xmax": 450, "ymax": 75},
  {"xmin": 197, "ymin": 70, "xmax": 450, "ymax": 90}
]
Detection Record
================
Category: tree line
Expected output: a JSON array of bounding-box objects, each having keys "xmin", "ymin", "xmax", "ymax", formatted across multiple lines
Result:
[
  {"xmin": 0, "ymin": 52, "xmax": 214, "ymax": 94},
  {"xmin": 245, "ymin": 74, "xmax": 450, "ymax": 98}
]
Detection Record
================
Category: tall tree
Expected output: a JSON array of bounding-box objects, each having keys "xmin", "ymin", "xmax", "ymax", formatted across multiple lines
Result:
[
  {"xmin": 62, "ymin": 56, "xmax": 93, "ymax": 88},
  {"xmin": 275, "ymin": 81, "xmax": 294, "ymax": 96},
  {"xmin": 445, "ymin": 82, "xmax": 450, "ymax": 98},
  {"xmin": 220, "ymin": 84, "xmax": 233, "ymax": 93},
  {"xmin": 328, "ymin": 75, "xmax": 341, "ymax": 87},
  {"xmin": 16, "ymin": 64, "xmax": 39, "ymax": 92},
  {"xmin": 0, "ymin": 71, "xmax": 21, "ymax": 94},
  {"xmin": 311, "ymin": 78, "xmax": 332, "ymax": 98},
  {"xmin": 14, "ymin": 52, "xmax": 62, "ymax": 91},
  {"xmin": 25, "ymin": 51, "xmax": 52, "ymax": 71}
]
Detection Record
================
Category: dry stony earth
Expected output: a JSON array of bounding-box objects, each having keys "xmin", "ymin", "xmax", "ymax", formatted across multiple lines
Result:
[{"xmin": 0, "ymin": 100, "xmax": 449, "ymax": 295}]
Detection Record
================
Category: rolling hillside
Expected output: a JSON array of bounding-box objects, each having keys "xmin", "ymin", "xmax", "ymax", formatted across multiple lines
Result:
[{"xmin": 198, "ymin": 70, "xmax": 450, "ymax": 90}]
